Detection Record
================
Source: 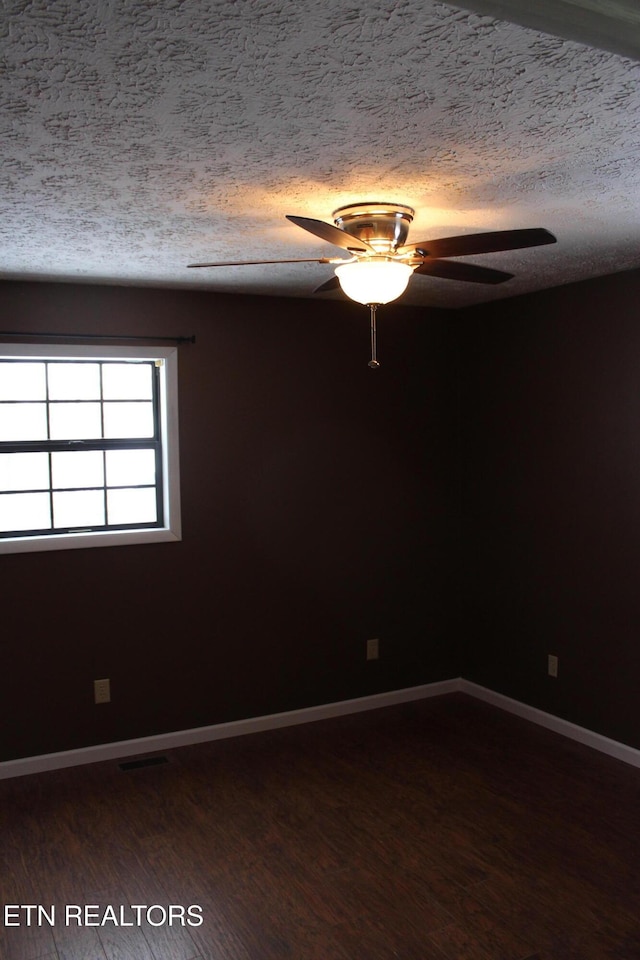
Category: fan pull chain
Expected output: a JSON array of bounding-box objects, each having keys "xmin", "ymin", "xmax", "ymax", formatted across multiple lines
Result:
[{"xmin": 368, "ymin": 304, "xmax": 380, "ymax": 369}]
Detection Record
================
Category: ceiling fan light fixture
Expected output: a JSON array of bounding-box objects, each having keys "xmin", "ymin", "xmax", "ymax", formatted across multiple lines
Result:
[
  {"xmin": 188, "ymin": 204, "xmax": 556, "ymax": 366},
  {"xmin": 334, "ymin": 259, "xmax": 414, "ymax": 305}
]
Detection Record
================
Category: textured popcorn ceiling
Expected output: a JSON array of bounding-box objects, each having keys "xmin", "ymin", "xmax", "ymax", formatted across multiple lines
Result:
[{"xmin": 2, "ymin": 0, "xmax": 640, "ymax": 308}]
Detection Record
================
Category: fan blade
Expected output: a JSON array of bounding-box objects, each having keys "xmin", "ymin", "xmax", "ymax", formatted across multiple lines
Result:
[
  {"xmin": 400, "ymin": 228, "xmax": 556, "ymax": 259},
  {"xmin": 286, "ymin": 215, "xmax": 374, "ymax": 254},
  {"xmin": 414, "ymin": 259, "xmax": 513, "ymax": 284},
  {"xmin": 188, "ymin": 257, "xmax": 334, "ymax": 268},
  {"xmin": 313, "ymin": 276, "xmax": 342, "ymax": 294}
]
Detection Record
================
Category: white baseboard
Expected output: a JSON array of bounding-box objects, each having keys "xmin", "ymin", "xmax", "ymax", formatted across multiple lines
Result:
[
  {"xmin": 0, "ymin": 678, "xmax": 462, "ymax": 781},
  {"xmin": 460, "ymin": 679, "xmax": 640, "ymax": 769},
  {"xmin": 3, "ymin": 676, "xmax": 640, "ymax": 780}
]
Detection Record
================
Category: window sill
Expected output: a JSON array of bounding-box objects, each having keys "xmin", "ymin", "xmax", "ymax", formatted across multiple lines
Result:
[{"xmin": 0, "ymin": 525, "xmax": 181, "ymax": 555}]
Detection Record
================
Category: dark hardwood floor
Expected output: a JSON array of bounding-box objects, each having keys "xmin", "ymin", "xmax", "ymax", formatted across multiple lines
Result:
[{"xmin": 2, "ymin": 693, "xmax": 640, "ymax": 960}]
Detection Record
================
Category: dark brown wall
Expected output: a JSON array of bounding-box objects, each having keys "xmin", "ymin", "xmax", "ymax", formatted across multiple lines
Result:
[
  {"xmin": 459, "ymin": 267, "xmax": 640, "ymax": 748},
  {"xmin": 0, "ymin": 280, "xmax": 460, "ymax": 761}
]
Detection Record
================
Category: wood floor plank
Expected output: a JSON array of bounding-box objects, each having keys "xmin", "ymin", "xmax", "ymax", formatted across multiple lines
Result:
[
  {"xmin": 96, "ymin": 923, "xmax": 156, "ymax": 960},
  {"xmin": 425, "ymin": 890, "xmax": 536, "ymax": 960},
  {"xmin": 0, "ymin": 930, "xmax": 59, "ymax": 960},
  {"xmin": 329, "ymin": 915, "xmax": 452, "ymax": 960},
  {"xmin": 84, "ymin": 842, "xmax": 201, "ymax": 960},
  {"xmin": 0, "ymin": 893, "xmax": 59, "ymax": 960},
  {"xmin": 54, "ymin": 926, "xmax": 108, "ymax": 960}
]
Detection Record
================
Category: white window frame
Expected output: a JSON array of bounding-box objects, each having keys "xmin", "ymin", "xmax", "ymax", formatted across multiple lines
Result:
[{"xmin": 0, "ymin": 343, "xmax": 181, "ymax": 554}]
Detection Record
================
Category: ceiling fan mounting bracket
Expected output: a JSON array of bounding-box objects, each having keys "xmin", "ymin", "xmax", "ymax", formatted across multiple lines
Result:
[{"xmin": 332, "ymin": 202, "xmax": 415, "ymax": 253}]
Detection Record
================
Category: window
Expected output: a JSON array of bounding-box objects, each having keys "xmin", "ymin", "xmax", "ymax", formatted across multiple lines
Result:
[{"xmin": 0, "ymin": 344, "xmax": 181, "ymax": 554}]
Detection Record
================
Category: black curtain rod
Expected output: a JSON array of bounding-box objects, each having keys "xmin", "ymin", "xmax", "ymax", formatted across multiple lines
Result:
[{"xmin": 0, "ymin": 331, "xmax": 195, "ymax": 344}]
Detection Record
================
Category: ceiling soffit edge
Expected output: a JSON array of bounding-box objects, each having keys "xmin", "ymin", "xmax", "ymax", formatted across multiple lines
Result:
[{"xmin": 452, "ymin": 0, "xmax": 640, "ymax": 61}]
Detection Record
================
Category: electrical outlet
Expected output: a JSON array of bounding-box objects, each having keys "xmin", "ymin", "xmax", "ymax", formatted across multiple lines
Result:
[
  {"xmin": 547, "ymin": 655, "xmax": 558, "ymax": 678},
  {"xmin": 94, "ymin": 678, "xmax": 111, "ymax": 704},
  {"xmin": 366, "ymin": 638, "xmax": 379, "ymax": 661}
]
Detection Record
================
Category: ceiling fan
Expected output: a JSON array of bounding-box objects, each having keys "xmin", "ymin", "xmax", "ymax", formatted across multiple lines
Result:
[{"xmin": 188, "ymin": 202, "xmax": 556, "ymax": 368}]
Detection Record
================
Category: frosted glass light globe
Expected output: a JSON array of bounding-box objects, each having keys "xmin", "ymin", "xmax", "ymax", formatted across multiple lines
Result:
[{"xmin": 334, "ymin": 259, "xmax": 413, "ymax": 305}]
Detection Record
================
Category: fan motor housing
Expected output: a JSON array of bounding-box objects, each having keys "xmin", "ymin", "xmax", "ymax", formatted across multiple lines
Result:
[{"xmin": 332, "ymin": 202, "xmax": 414, "ymax": 252}]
